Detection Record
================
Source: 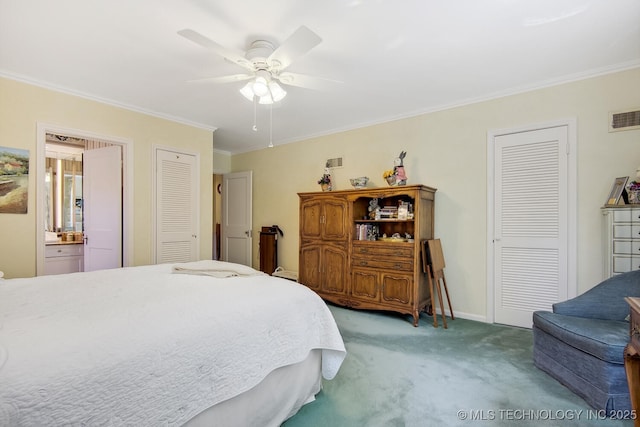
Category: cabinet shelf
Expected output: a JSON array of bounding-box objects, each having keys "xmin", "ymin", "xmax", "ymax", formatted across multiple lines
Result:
[{"xmin": 354, "ymin": 219, "xmax": 415, "ymax": 223}]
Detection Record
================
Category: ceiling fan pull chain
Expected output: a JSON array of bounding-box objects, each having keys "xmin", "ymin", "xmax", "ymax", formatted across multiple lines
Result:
[
  {"xmin": 268, "ymin": 103, "xmax": 274, "ymax": 148},
  {"xmin": 252, "ymin": 96, "xmax": 258, "ymax": 132}
]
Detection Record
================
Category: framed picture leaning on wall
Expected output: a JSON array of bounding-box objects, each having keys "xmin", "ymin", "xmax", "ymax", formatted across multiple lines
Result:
[{"xmin": 605, "ymin": 176, "xmax": 629, "ymax": 206}]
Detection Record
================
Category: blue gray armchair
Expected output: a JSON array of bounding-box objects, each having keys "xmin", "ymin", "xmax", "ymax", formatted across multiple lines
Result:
[{"xmin": 532, "ymin": 270, "xmax": 640, "ymax": 414}]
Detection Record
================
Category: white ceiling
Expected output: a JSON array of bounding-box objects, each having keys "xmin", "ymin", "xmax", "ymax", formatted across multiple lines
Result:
[{"xmin": 1, "ymin": 1, "xmax": 639, "ymax": 154}]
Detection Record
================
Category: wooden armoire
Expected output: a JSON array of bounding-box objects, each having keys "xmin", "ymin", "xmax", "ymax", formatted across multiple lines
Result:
[{"xmin": 298, "ymin": 184, "xmax": 436, "ymax": 326}]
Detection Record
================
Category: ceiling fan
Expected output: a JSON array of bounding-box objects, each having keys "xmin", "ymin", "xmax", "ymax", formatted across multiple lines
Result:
[{"xmin": 178, "ymin": 26, "xmax": 332, "ymax": 104}]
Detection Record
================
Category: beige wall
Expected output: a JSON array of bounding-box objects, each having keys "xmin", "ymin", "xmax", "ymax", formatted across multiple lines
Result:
[
  {"xmin": 213, "ymin": 148, "xmax": 231, "ymax": 173},
  {"xmin": 231, "ymin": 68, "xmax": 640, "ymax": 321},
  {"xmin": 0, "ymin": 77, "xmax": 213, "ymax": 278}
]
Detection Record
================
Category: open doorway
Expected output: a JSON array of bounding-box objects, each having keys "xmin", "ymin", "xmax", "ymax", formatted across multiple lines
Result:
[
  {"xmin": 212, "ymin": 171, "xmax": 253, "ymax": 266},
  {"xmin": 36, "ymin": 123, "xmax": 133, "ymax": 275},
  {"xmin": 213, "ymin": 173, "xmax": 223, "ymax": 260}
]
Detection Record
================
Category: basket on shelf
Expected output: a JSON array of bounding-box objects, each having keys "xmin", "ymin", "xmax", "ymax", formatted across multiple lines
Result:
[{"xmin": 629, "ymin": 190, "xmax": 640, "ymax": 204}]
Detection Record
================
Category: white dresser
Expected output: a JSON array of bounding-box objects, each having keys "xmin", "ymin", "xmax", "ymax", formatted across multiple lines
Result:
[
  {"xmin": 44, "ymin": 243, "xmax": 84, "ymax": 275},
  {"xmin": 603, "ymin": 206, "xmax": 640, "ymax": 278}
]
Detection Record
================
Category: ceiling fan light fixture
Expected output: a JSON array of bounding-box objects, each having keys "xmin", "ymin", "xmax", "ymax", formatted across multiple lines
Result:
[
  {"xmin": 239, "ymin": 82, "xmax": 254, "ymax": 101},
  {"xmin": 251, "ymin": 76, "xmax": 269, "ymax": 97},
  {"xmin": 269, "ymin": 81, "xmax": 287, "ymax": 102}
]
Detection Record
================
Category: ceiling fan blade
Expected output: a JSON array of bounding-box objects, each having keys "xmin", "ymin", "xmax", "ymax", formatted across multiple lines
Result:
[
  {"xmin": 269, "ymin": 26, "xmax": 322, "ymax": 70},
  {"xmin": 187, "ymin": 74, "xmax": 254, "ymax": 84},
  {"xmin": 277, "ymin": 72, "xmax": 341, "ymax": 90},
  {"xmin": 178, "ymin": 29, "xmax": 254, "ymax": 71}
]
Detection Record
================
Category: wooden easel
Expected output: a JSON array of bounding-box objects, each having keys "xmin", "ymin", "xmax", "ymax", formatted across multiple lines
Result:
[{"xmin": 421, "ymin": 239, "xmax": 454, "ymax": 328}]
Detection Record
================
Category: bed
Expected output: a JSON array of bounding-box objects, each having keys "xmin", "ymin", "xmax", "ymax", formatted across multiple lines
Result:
[{"xmin": 0, "ymin": 260, "xmax": 346, "ymax": 426}]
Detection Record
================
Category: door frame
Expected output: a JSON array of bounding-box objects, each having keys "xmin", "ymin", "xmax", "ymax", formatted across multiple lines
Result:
[
  {"xmin": 485, "ymin": 118, "xmax": 577, "ymax": 324},
  {"xmin": 36, "ymin": 123, "xmax": 133, "ymax": 275}
]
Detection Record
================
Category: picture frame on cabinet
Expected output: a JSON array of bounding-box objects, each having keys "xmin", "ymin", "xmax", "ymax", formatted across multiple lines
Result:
[{"xmin": 605, "ymin": 176, "xmax": 629, "ymax": 206}]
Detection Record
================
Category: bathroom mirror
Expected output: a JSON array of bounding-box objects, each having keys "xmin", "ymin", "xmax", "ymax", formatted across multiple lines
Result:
[{"xmin": 45, "ymin": 140, "xmax": 84, "ymax": 233}]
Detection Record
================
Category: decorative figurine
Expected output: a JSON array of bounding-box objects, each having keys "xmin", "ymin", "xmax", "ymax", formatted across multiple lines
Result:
[
  {"xmin": 317, "ymin": 161, "xmax": 332, "ymax": 191},
  {"xmin": 394, "ymin": 151, "xmax": 407, "ymax": 185},
  {"xmin": 368, "ymin": 198, "xmax": 380, "ymax": 219}
]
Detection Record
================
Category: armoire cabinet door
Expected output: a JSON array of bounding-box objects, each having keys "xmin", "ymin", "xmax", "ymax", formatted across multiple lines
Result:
[
  {"xmin": 300, "ymin": 197, "xmax": 348, "ymax": 241},
  {"xmin": 300, "ymin": 200, "xmax": 323, "ymax": 240},
  {"xmin": 299, "ymin": 245, "xmax": 322, "ymax": 291},
  {"xmin": 351, "ymin": 268, "xmax": 379, "ymax": 301},
  {"xmin": 322, "ymin": 245, "xmax": 348, "ymax": 294},
  {"xmin": 381, "ymin": 273, "xmax": 412, "ymax": 305},
  {"xmin": 323, "ymin": 199, "xmax": 348, "ymax": 240}
]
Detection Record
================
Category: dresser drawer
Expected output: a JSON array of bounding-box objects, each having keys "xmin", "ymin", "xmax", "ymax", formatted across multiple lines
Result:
[
  {"xmin": 45, "ymin": 244, "xmax": 84, "ymax": 258},
  {"xmin": 613, "ymin": 225, "xmax": 640, "ymax": 239},
  {"xmin": 613, "ymin": 209, "xmax": 640, "ymax": 223},
  {"xmin": 352, "ymin": 256, "xmax": 413, "ymax": 272},
  {"xmin": 613, "ymin": 256, "xmax": 640, "ymax": 274},
  {"xmin": 352, "ymin": 243, "xmax": 413, "ymax": 259},
  {"xmin": 613, "ymin": 240, "xmax": 640, "ymax": 255}
]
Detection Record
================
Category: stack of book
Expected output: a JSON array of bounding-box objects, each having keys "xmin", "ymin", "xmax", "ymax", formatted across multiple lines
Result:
[
  {"xmin": 378, "ymin": 206, "xmax": 398, "ymax": 219},
  {"xmin": 356, "ymin": 224, "xmax": 379, "ymax": 240}
]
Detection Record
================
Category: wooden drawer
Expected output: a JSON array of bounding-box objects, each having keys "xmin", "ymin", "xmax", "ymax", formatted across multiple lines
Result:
[
  {"xmin": 352, "ymin": 243, "xmax": 414, "ymax": 259},
  {"xmin": 351, "ymin": 256, "xmax": 413, "ymax": 272},
  {"xmin": 45, "ymin": 244, "xmax": 84, "ymax": 258}
]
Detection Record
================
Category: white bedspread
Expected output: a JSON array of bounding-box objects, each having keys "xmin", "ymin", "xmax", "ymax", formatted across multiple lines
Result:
[{"xmin": 0, "ymin": 261, "xmax": 346, "ymax": 426}]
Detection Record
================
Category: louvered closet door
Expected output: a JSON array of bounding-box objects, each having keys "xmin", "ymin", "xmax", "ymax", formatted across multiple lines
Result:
[
  {"xmin": 156, "ymin": 149, "xmax": 199, "ymax": 263},
  {"xmin": 494, "ymin": 126, "xmax": 568, "ymax": 328}
]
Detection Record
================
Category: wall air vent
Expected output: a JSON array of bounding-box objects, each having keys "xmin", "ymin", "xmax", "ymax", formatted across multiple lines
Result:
[
  {"xmin": 326, "ymin": 157, "xmax": 343, "ymax": 168},
  {"xmin": 609, "ymin": 108, "xmax": 640, "ymax": 132}
]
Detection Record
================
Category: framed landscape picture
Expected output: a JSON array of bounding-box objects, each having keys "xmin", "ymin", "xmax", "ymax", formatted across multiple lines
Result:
[{"xmin": 0, "ymin": 146, "xmax": 29, "ymax": 214}]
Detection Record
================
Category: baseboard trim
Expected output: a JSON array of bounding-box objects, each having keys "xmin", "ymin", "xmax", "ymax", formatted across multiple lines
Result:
[{"xmin": 430, "ymin": 308, "xmax": 487, "ymax": 324}]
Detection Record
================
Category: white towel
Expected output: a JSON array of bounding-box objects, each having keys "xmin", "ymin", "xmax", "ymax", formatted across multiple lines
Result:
[{"xmin": 171, "ymin": 260, "xmax": 266, "ymax": 278}]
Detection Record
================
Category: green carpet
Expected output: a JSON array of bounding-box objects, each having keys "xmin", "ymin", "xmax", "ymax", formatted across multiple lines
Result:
[{"xmin": 283, "ymin": 305, "xmax": 634, "ymax": 427}]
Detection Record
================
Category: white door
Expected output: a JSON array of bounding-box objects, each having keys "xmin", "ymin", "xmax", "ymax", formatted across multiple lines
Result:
[
  {"xmin": 155, "ymin": 148, "xmax": 199, "ymax": 263},
  {"xmin": 222, "ymin": 171, "xmax": 252, "ymax": 266},
  {"xmin": 491, "ymin": 125, "xmax": 574, "ymax": 328},
  {"xmin": 83, "ymin": 145, "xmax": 122, "ymax": 271}
]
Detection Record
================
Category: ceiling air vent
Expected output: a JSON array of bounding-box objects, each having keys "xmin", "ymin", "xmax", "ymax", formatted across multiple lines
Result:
[{"xmin": 609, "ymin": 108, "xmax": 640, "ymax": 132}]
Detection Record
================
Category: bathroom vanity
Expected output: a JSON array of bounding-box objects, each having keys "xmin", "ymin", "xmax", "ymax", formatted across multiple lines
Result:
[{"xmin": 44, "ymin": 241, "xmax": 84, "ymax": 275}]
